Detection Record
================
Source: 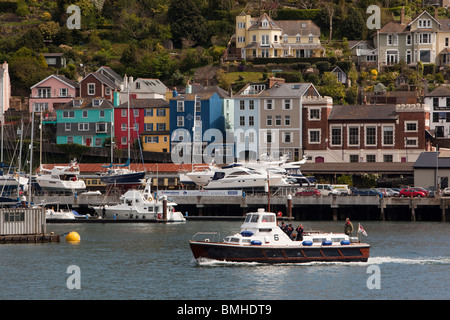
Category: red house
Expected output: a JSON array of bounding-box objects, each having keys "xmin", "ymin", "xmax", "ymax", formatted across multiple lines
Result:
[{"xmin": 114, "ymin": 99, "xmax": 147, "ymax": 150}]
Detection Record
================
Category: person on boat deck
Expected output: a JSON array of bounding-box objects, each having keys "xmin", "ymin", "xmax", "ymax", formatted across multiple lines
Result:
[
  {"xmin": 296, "ymin": 224, "xmax": 304, "ymax": 241},
  {"xmin": 280, "ymin": 221, "xmax": 286, "ymax": 232},
  {"xmin": 344, "ymin": 218, "xmax": 353, "ymax": 236},
  {"xmin": 286, "ymin": 224, "xmax": 294, "ymax": 239}
]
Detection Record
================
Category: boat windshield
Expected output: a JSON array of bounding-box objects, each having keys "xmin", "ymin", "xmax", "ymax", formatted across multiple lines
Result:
[{"xmin": 261, "ymin": 215, "xmax": 275, "ymax": 222}]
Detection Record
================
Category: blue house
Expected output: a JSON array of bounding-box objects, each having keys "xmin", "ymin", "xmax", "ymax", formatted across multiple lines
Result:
[{"xmin": 169, "ymin": 87, "xmax": 231, "ymax": 164}]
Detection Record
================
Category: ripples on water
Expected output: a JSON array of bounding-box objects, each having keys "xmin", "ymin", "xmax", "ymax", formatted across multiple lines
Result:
[{"xmin": 0, "ymin": 220, "xmax": 448, "ymax": 300}]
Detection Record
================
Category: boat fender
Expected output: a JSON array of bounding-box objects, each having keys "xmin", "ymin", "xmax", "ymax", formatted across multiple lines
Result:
[
  {"xmin": 251, "ymin": 240, "xmax": 262, "ymax": 245},
  {"xmin": 157, "ymin": 213, "xmax": 162, "ymax": 220},
  {"xmin": 241, "ymin": 231, "xmax": 253, "ymax": 237},
  {"xmin": 136, "ymin": 215, "xmax": 139, "ymax": 219},
  {"xmin": 130, "ymin": 214, "xmax": 133, "ymax": 219},
  {"xmin": 302, "ymin": 240, "xmax": 313, "ymax": 246},
  {"xmin": 322, "ymin": 240, "xmax": 332, "ymax": 246},
  {"xmin": 340, "ymin": 240, "xmax": 351, "ymax": 245}
]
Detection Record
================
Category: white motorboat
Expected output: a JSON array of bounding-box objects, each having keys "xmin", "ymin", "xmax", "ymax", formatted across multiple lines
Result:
[
  {"xmin": 36, "ymin": 159, "xmax": 86, "ymax": 193},
  {"xmin": 94, "ymin": 179, "xmax": 186, "ymax": 222},
  {"xmin": 190, "ymin": 208, "xmax": 370, "ymax": 263},
  {"xmin": 45, "ymin": 208, "xmax": 89, "ymax": 220},
  {"xmin": 203, "ymin": 166, "xmax": 285, "ymax": 190}
]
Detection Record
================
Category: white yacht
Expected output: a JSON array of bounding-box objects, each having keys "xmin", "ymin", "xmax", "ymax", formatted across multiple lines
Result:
[
  {"xmin": 94, "ymin": 179, "xmax": 186, "ymax": 222},
  {"xmin": 203, "ymin": 166, "xmax": 285, "ymax": 190},
  {"xmin": 36, "ymin": 159, "xmax": 86, "ymax": 193}
]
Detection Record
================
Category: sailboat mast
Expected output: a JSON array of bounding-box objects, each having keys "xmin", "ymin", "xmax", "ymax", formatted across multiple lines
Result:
[
  {"xmin": 29, "ymin": 109, "xmax": 35, "ymax": 207},
  {"xmin": 127, "ymin": 83, "xmax": 131, "ymax": 170},
  {"xmin": 17, "ymin": 118, "xmax": 23, "ymax": 199}
]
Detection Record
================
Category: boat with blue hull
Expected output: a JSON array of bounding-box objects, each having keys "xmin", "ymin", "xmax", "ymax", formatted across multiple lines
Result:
[{"xmin": 190, "ymin": 208, "xmax": 370, "ymax": 263}]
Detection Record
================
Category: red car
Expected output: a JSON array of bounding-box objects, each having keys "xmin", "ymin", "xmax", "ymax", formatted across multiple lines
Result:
[
  {"xmin": 399, "ymin": 188, "xmax": 427, "ymax": 197},
  {"xmin": 295, "ymin": 187, "xmax": 321, "ymax": 197}
]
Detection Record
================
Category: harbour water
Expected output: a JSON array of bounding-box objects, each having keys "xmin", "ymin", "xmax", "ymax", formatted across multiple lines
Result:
[{"xmin": 0, "ymin": 219, "xmax": 448, "ymax": 300}]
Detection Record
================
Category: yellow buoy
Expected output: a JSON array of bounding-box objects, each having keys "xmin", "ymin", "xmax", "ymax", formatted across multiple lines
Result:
[{"xmin": 65, "ymin": 231, "xmax": 81, "ymax": 242}]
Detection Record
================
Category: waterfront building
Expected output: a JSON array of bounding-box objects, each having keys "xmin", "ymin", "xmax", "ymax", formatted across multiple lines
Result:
[
  {"xmin": 140, "ymin": 99, "xmax": 170, "ymax": 153},
  {"xmin": 120, "ymin": 78, "xmax": 169, "ymax": 102},
  {"xmin": 321, "ymin": 103, "xmax": 431, "ymax": 163},
  {"xmin": 169, "ymin": 86, "xmax": 229, "ymax": 163},
  {"xmin": 424, "ymin": 86, "xmax": 450, "ymax": 138},
  {"xmin": 234, "ymin": 12, "xmax": 324, "ymax": 60},
  {"xmin": 29, "ymin": 74, "xmax": 79, "ymax": 120},
  {"xmin": 115, "ymin": 98, "xmax": 147, "ymax": 150},
  {"xmin": 55, "ymin": 97, "xmax": 114, "ymax": 147}
]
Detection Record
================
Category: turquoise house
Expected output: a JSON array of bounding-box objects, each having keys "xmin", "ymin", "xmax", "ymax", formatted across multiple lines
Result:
[{"xmin": 55, "ymin": 97, "xmax": 114, "ymax": 147}]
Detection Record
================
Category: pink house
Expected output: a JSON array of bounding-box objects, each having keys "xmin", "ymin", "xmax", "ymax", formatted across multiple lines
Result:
[{"xmin": 29, "ymin": 74, "xmax": 79, "ymax": 119}]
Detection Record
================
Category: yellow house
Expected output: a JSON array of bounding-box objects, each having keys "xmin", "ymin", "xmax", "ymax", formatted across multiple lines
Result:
[
  {"xmin": 235, "ymin": 12, "xmax": 324, "ymax": 60},
  {"xmin": 142, "ymin": 99, "xmax": 170, "ymax": 153}
]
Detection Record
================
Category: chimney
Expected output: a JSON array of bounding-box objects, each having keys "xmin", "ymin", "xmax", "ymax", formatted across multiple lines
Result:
[
  {"xmin": 435, "ymin": 7, "xmax": 438, "ymax": 20},
  {"xmin": 268, "ymin": 76, "xmax": 285, "ymax": 89},
  {"xmin": 400, "ymin": 6, "xmax": 405, "ymax": 25}
]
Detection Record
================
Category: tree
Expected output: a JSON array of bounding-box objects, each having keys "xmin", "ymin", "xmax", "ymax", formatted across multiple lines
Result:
[
  {"xmin": 167, "ymin": 0, "xmax": 208, "ymax": 48},
  {"xmin": 319, "ymin": 72, "xmax": 345, "ymax": 103}
]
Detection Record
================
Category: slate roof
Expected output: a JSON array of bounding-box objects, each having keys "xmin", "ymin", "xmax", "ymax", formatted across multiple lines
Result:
[
  {"xmin": 328, "ymin": 105, "xmax": 398, "ymax": 121},
  {"xmin": 301, "ymin": 162, "xmax": 413, "ymax": 174},
  {"xmin": 413, "ymin": 152, "xmax": 450, "ymax": 169},
  {"xmin": 117, "ymin": 98, "xmax": 168, "ymax": 109},
  {"xmin": 425, "ymin": 86, "xmax": 450, "ymax": 97}
]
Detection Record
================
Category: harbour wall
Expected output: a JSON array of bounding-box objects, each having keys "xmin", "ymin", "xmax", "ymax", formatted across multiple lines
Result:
[{"xmin": 33, "ymin": 194, "xmax": 450, "ymax": 222}]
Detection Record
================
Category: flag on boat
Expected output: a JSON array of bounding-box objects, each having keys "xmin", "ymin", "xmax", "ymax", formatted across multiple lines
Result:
[{"xmin": 358, "ymin": 223, "xmax": 368, "ymax": 236}]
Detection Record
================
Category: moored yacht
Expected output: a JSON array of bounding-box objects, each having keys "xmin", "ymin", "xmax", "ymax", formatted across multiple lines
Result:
[
  {"xmin": 94, "ymin": 179, "xmax": 186, "ymax": 222},
  {"xmin": 36, "ymin": 159, "xmax": 86, "ymax": 193},
  {"xmin": 190, "ymin": 208, "xmax": 370, "ymax": 263}
]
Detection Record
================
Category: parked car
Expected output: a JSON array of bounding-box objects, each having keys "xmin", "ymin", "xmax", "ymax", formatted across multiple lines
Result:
[
  {"xmin": 352, "ymin": 188, "xmax": 382, "ymax": 196},
  {"xmin": 442, "ymin": 188, "xmax": 450, "ymax": 197},
  {"xmin": 399, "ymin": 188, "xmax": 427, "ymax": 197},
  {"xmin": 375, "ymin": 188, "xmax": 399, "ymax": 197},
  {"xmin": 295, "ymin": 187, "xmax": 321, "ymax": 197},
  {"xmin": 413, "ymin": 187, "xmax": 429, "ymax": 197},
  {"xmin": 314, "ymin": 184, "xmax": 339, "ymax": 196}
]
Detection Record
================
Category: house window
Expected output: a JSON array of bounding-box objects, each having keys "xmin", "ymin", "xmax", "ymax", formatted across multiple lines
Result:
[
  {"xmin": 240, "ymin": 100, "xmax": 245, "ymax": 110},
  {"xmin": 60, "ymin": 88, "xmax": 68, "ymax": 97},
  {"xmin": 96, "ymin": 123, "xmax": 107, "ymax": 133},
  {"xmin": 78, "ymin": 123, "xmax": 89, "ymax": 131},
  {"xmin": 386, "ymin": 50, "xmax": 398, "ymax": 65},
  {"xmin": 383, "ymin": 154, "xmax": 393, "ymax": 162},
  {"xmin": 237, "ymin": 22, "xmax": 245, "ymax": 28},
  {"xmin": 275, "ymin": 115, "xmax": 281, "ymax": 126},
  {"xmin": 266, "ymin": 99, "xmax": 273, "ymax": 110},
  {"xmin": 99, "ymin": 110, "xmax": 105, "ymax": 118},
  {"xmin": 365, "ymin": 126, "xmax": 377, "ymax": 146},
  {"xmin": 383, "ymin": 126, "xmax": 394, "ymax": 145},
  {"xmin": 348, "ymin": 126, "xmax": 359, "ymax": 145},
  {"xmin": 283, "ymin": 99, "xmax": 291, "ymax": 110},
  {"xmin": 82, "ymin": 110, "xmax": 88, "ymax": 118},
  {"xmin": 406, "ymin": 34, "xmax": 411, "ymax": 45},
  {"xmin": 240, "ymin": 116, "xmax": 245, "ymax": 126},
  {"xmin": 88, "ymin": 83, "xmax": 95, "ymax": 95},
  {"xmin": 62, "ymin": 110, "xmax": 75, "ymax": 118},
  {"xmin": 177, "ymin": 116, "xmax": 184, "ymax": 127},
  {"xmin": 331, "ymin": 127, "xmax": 342, "ymax": 146},
  {"xmin": 121, "ymin": 109, "xmax": 127, "ymax": 117},
  {"xmin": 195, "ymin": 100, "xmax": 201, "ymax": 113},
  {"xmin": 157, "ymin": 123, "xmax": 165, "ymax": 131},
  {"xmin": 366, "ymin": 155, "xmax": 376, "ymax": 162},
  {"xmin": 37, "ymin": 88, "xmax": 51, "ymax": 98},
  {"xmin": 405, "ymin": 138, "xmax": 418, "ymax": 147},
  {"xmin": 405, "ymin": 121, "xmax": 418, "ymax": 132},
  {"xmin": 145, "ymin": 123, "xmax": 153, "ymax": 131},
  {"xmin": 308, "ymin": 129, "xmax": 320, "ymax": 144},
  {"xmin": 284, "ymin": 115, "xmax": 291, "ymax": 126},
  {"xmin": 105, "ymin": 88, "xmax": 111, "ymax": 96},
  {"xmin": 95, "ymin": 138, "xmax": 102, "ymax": 147},
  {"xmin": 249, "ymin": 116, "xmax": 254, "ymax": 126},
  {"xmin": 67, "ymin": 136, "xmax": 74, "ymax": 144},
  {"xmin": 261, "ymin": 34, "xmax": 269, "ymax": 46},
  {"xmin": 419, "ymin": 50, "xmax": 431, "ymax": 63},
  {"xmin": 249, "ymin": 100, "xmax": 254, "ymax": 110},
  {"xmin": 309, "ymin": 109, "xmax": 320, "ymax": 120},
  {"xmin": 157, "ymin": 109, "xmax": 166, "ymax": 117},
  {"xmin": 283, "ymin": 132, "xmax": 292, "ymax": 143},
  {"xmin": 266, "ymin": 116, "xmax": 272, "ymax": 126},
  {"xmin": 177, "ymin": 101, "xmax": 184, "ymax": 112},
  {"xmin": 64, "ymin": 123, "xmax": 71, "ymax": 131},
  {"xmin": 121, "ymin": 137, "xmax": 127, "ymax": 145},
  {"xmin": 261, "ymin": 49, "xmax": 269, "ymax": 57},
  {"xmin": 121, "ymin": 123, "xmax": 127, "ymax": 131},
  {"xmin": 419, "ymin": 33, "xmax": 431, "ymax": 44},
  {"xmin": 266, "ymin": 131, "xmax": 272, "ymax": 143},
  {"xmin": 349, "ymin": 155, "xmax": 359, "ymax": 162}
]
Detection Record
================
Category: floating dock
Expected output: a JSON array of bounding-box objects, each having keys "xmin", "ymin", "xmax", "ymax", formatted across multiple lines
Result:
[{"xmin": 0, "ymin": 234, "xmax": 60, "ymax": 243}]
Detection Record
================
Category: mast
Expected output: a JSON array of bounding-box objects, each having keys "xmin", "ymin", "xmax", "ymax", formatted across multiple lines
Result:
[
  {"xmin": 17, "ymin": 118, "xmax": 23, "ymax": 199},
  {"xmin": 28, "ymin": 109, "xmax": 35, "ymax": 207},
  {"xmin": 127, "ymin": 83, "xmax": 131, "ymax": 170}
]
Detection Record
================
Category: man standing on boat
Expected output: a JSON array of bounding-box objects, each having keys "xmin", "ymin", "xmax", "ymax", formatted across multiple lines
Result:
[
  {"xmin": 296, "ymin": 224, "xmax": 304, "ymax": 241},
  {"xmin": 344, "ymin": 218, "xmax": 353, "ymax": 236}
]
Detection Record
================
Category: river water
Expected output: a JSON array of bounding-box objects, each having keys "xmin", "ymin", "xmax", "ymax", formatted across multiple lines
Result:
[{"xmin": 0, "ymin": 220, "xmax": 448, "ymax": 300}]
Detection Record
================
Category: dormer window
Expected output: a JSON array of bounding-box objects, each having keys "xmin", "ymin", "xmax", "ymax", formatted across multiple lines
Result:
[
  {"xmin": 418, "ymin": 19, "xmax": 431, "ymax": 28},
  {"xmin": 73, "ymin": 99, "xmax": 83, "ymax": 107},
  {"xmin": 262, "ymin": 20, "xmax": 268, "ymax": 27},
  {"xmin": 92, "ymin": 99, "xmax": 102, "ymax": 107}
]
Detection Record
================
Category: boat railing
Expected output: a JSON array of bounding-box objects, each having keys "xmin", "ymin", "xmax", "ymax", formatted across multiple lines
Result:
[{"xmin": 192, "ymin": 232, "xmax": 220, "ymax": 243}]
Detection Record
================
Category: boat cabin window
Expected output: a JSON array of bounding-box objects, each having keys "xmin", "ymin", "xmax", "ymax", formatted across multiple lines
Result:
[
  {"xmin": 313, "ymin": 238, "xmax": 326, "ymax": 243},
  {"xmin": 242, "ymin": 239, "xmax": 251, "ymax": 244},
  {"xmin": 251, "ymin": 215, "xmax": 259, "ymax": 222},
  {"xmin": 261, "ymin": 215, "xmax": 275, "ymax": 222},
  {"xmin": 332, "ymin": 238, "xmax": 345, "ymax": 243}
]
